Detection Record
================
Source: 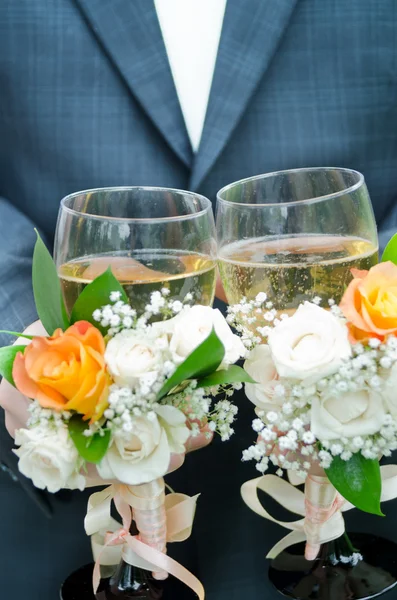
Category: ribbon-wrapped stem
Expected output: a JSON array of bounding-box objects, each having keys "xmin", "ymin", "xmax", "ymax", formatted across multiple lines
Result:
[
  {"xmin": 86, "ymin": 483, "xmax": 204, "ymax": 598},
  {"xmin": 303, "ymin": 470, "xmax": 345, "ymax": 561},
  {"xmin": 242, "ymin": 465, "xmax": 397, "ymax": 563},
  {"xmin": 126, "ymin": 477, "xmax": 168, "ymax": 580}
]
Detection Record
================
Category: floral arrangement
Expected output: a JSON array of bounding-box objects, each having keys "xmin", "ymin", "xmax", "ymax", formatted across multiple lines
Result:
[
  {"xmin": 228, "ymin": 238, "xmax": 397, "ymax": 527},
  {"xmin": 0, "ymin": 234, "xmax": 251, "ymax": 596},
  {"xmin": 12, "ymin": 300, "xmax": 247, "ymax": 492}
]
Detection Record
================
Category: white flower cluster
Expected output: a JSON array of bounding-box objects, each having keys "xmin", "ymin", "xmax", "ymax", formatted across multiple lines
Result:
[
  {"xmin": 165, "ymin": 381, "xmax": 240, "ymax": 442},
  {"xmin": 93, "ymin": 291, "xmax": 137, "ymax": 335},
  {"xmin": 330, "ymin": 551, "xmax": 363, "ymax": 567},
  {"xmin": 90, "ymin": 294, "xmax": 245, "ymax": 483},
  {"xmin": 233, "ymin": 299, "xmax": 397, "ymax": 479},
  {"xmin": 105, "ymin": 384, "xmax": 158, "ymax": 423},
  {"xmin": 93, "ymin": 292, "xmax": 244, "ymax": 479},
  {"xmin": 242, "ymin": 402, "xmax": 314, "ymax": 478},
  {"xmin": 14, "ymin": 418, "xmax": 85, "ymax": 493},
  {"xmin": 93, "ymin": 289, "xmax": 194, "ymax": 337},
  {"xmin": 227, "ymin": 293, "xmax": 341, "ymax": 349},
  {"xmin": 14, "ymin": 290, "xmax": 246, "ymax": 492},
  {"xmin": 139, "ymin": 289, "xmax": 195, "ymax": 322},
  {"xmin": 99, "ymin": 293, "xmax": 245, "ymax": 441},
  {"xmin": 27, "ymin": 400, "xmax": 71, "ymax": 429},
  {"xmin": 227, "ymin": 292, "xmax": 272, "ymax": 348},
  {"xmin": 211, "ymin": 398, "xmax": 239, "ymax": 441}
]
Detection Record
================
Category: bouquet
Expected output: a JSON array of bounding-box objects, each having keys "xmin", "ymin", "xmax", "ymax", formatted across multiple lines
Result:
[
  {"xmin": 0, "ymin": 234, "xmax": 252, "ymax": 597},
  {"xmin": 228, "ymin": 235, "xmax": 397, "ymax": 564}
]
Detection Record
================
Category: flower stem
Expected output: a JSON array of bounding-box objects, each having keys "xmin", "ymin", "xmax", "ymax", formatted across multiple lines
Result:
[{"xmin": 343, "ymin": 532, "xmax": 359, "ymax": 554}]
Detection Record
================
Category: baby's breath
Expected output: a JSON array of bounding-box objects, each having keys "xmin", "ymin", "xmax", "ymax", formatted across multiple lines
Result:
[{"xmin": 27, "ymin": 401, "xmax": 69, "ymax": 430}]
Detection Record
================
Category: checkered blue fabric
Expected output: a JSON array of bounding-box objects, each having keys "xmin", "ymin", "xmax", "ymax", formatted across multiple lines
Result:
[{"xmin": 1, "ymin": 2, "xmax": 397, "ymax": 598}]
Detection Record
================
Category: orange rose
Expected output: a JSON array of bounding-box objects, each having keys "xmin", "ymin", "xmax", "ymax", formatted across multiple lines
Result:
[
  {"xmin": 13, "ymin": 321, "xmax": 109, "ymax": 421},
  {"xmin": 339, "ymin": 261, "xmax": 397, "ymax": 342}
]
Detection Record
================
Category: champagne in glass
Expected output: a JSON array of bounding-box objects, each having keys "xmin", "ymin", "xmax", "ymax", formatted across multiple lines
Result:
[
  {"xmin": 55, "ymin": 187, "xmax": 217, "ymax": 318},
  {"xmin": 58, "ymin": 250, "xmax": 216, "ymax": 316},
  {"xmin": 219, "ymin": 234, "xmax": 377, "ymax": 309},
  {"xmin": 216, "ymin": 168, "xmax": 378, "ymax": 311}
]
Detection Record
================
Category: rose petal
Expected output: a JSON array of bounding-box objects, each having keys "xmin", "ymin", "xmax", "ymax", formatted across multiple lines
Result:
[
  {"xmin": 268, "ymin": 302, "xmax": 351, "ymax": 383},
  {"xmin": 12, "ymin": 352, "xmax": 39, "ymax": 399},
  {"xmin": 311, "ymin": 390, "xmax": 385, "ymax": 440},
  {"xmin": 341, "ymin": 262, "xmax": 397, "ymax": 340},
  {"xmin": 244, "ymin": 345, "xmax": 280, "ymax": 411},
  {"xmin": 99, "ymin": 429, "xmax": 171, "ymax": 485},
  {"xmin": 13, "ymin": 323, "xmax": 108, "ymax": 419},
  {"xmin": 340, "ymin": 277, "xmax": 369, "ymax": 333}
]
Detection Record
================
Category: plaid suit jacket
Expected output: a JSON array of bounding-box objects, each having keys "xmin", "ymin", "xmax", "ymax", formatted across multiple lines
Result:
[{"xmin": 1, "ymin": 1, "xmax": 397, "ymax": 598}]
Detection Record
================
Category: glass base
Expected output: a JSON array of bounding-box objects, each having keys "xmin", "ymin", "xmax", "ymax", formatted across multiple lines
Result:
[
  {"xmin": 269, "ymin": 533, "xmax": 397, "ymax": 599},
  {"xmin": 60, "ymin": 563, "xmax": 199, "ymax": 600}
]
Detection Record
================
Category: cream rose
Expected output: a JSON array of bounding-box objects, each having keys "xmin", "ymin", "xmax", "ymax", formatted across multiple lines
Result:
[
  {"xmin": 244, "ymin": 345, "xmax": 282, "ymax": 411},
  {"xmin": 105, "ymin": 330, "xmax": 165, "ymax": 388},
  {"xmin": 157, "ymin": 305, "xmax": 246, "ymax": 366},
  {"xmin": 97, "ymin": 405, "xmax": 190, "ymax": 485},
  {"xmin": 14, "ymin": 424, "xmax": 85, "ymax": 493},
  {"xmin": 311, "ymin": 389, "xmax": 385, "ymax": 440},
  {"xmin": 268, "ymin": 302, "xmax": 351, "ymax": 383},
  {"xmin": 381, "ymin": 362, "xmax": 397, "ymax": 419}
]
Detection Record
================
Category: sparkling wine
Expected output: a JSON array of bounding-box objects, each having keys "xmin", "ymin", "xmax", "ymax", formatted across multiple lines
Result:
[
  {"xmin": 58, "ymin": 251, "xmax": 216, "ymax": 316},
  {"xmin": 218, "ymin": 235, "xmax": 378, "ymax": 309}
]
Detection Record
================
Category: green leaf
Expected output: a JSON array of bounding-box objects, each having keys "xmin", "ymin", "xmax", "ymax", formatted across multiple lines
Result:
[
  {"xmin": 381, "ymin": 233, "xmax": 397, "ymax": 265},
  {"xmin": 0, "ymin": 330, "xmax": 35, "ymax": 340},
  {"xmin": 32, "ymin": 231, "xmax": 70, "ymax": 334},
  {"xmin": 68, "ymin": 414, "xmax": 111, "ymax": 464},
  {"xmin": 70, "ymin": 267, "xmax": 128, "ymax": 334},
  {"xmin": 197, "ymin": 365, "xmax": 256, "ymax": 388},
  {"xmin": 0, "ymin": 345, "xmax": 26, "ymax": 385},
  {"xmin": 325, "ymin": 453, "xmax": 383, "ymax": 516},
  {"xmin": 157, "ymin": 328, "xmax": 225, "ymax": 400}
]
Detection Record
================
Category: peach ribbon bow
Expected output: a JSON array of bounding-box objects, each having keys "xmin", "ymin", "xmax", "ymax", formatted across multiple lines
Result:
[
  {"xmin": 241, "ymin": 465, "xmax": 397, "ymax": 561},
  {"xmin": 85, "ymin": 484, "xmax": 204, "ymax": 599}
]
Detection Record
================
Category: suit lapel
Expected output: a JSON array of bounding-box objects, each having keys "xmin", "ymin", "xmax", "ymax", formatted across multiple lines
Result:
[
  {"xmin": 190, "ymin": 0, "xmax": 299, "ymax": 191},
  {"xmin": 73, "ymin": 0, "xmax": 193, "ymax": 168}
]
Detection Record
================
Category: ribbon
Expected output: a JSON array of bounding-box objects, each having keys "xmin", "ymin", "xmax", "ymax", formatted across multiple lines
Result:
[
  {"xmin": 86, "ymin": 484, "xmax": 204, "ymax": 599},
  {"xmin": 241, "ymin": 465, "xmax": 397, "ymax": 560},
  {"xmin": 123, "ymin": 479, "xmax": 168, "ymax": 580}
]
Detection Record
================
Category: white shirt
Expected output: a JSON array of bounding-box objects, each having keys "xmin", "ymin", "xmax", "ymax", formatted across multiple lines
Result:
[{"xmin": 154, "ymin": 0, "xmax": 227, "ymax": 152}]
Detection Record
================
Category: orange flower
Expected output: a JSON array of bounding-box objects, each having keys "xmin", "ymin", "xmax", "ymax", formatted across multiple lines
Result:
[
  {"xmin": 13, "ymin": 321, "xmax": 109, "ymax": 421},
  {"xmin": 339, "ymin": 261, "xmax": 397, "ymax": 342}
]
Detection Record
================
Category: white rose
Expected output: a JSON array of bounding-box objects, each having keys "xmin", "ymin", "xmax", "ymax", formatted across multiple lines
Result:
[
  {"xmin": 14, "ymin": 425, "xmax": 85, "ymax": 493},
  {"xmin": 268, "ymin": 302, "xmax": 351, "ymax": 383},
  {"xmin": 97, "ymin": 405, "xmax": 190, "ymax": 485},
  {"xmin": 381, "ymin": 363, "xmax": 397, "ymax": 418},
  {"xmin": 158, "ymin": 305, "xmax": 246, "ymax": 366},
  {"xmin": 311, "ymin": 389, "xmax": 385, "ymax": 440},
  {"xmin": 105, "ymin": 330, "xmax": 164, "ymax": 388},
  {"xmin": 244, "ymin": 345, "xmax": 282, "ymax": 411}
]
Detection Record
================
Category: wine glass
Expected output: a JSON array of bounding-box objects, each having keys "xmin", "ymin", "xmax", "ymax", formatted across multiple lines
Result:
[
  {"xmin": 216, "ymin": 169, "xmax": 397, "ymax": 600},
  {"xmin": 56, "ymin": 187, "xmax": 216, "ymax": 600},
  {"xmin": 216, "ymin": 167, "xmax": 378, "ymax": 311},
  {"xmin": 55, "ymin": 186, "xmax": 217, "ymax": 317}
]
